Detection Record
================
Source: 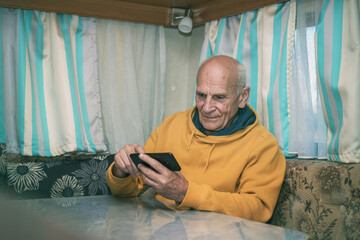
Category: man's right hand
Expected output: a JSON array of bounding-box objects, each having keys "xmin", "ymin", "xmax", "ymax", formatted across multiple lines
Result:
[{"xmin": 113, "ymin": 144, "xmax": 145, "ymax": 178}]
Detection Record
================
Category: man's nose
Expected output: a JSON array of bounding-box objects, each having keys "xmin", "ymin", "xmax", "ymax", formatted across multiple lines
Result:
[{"xmin": 203, "ymin": 97, "xmax": 215, "ymax": 112}]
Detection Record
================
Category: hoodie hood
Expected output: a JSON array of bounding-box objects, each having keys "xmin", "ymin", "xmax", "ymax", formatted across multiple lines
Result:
[
  {"xmin": 192, "ymin": 104, "xmax": 256, "ymax": 136},
  {"xmin": 186, "ymin": 104, "xmax": 259, "ymax": 170},
  {"xmin": 187, "ymin": 104, "xmax": 259, "ymax": 144}
]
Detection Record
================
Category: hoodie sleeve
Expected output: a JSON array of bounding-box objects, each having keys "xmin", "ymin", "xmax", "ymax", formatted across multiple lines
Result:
[
  {"xmin": 178, "ymin": 137, "xmax": 286, "ymax": 223},
  {"xmin": 105, "ymin": 128, "xmax": 159, "ymax": 197},
  {"xmin": 106, "ymin": 162, "xmax": 146, "ymax": 197}
]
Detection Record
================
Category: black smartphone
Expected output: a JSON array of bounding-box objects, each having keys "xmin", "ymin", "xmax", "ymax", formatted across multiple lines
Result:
[{"xmin": 129, "ymin": 152, "xmax": 181, "ymax": 171}]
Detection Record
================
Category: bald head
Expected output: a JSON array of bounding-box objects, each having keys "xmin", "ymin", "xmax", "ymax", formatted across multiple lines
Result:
[{"xmin": 197, "ymin": 56, "xmax": 246, "ymax": 95}]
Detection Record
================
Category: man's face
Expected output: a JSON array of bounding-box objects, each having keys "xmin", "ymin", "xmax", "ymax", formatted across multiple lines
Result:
[{"xmin": 195, "ymin": 62, "xmax": 241, "ymax": 135}]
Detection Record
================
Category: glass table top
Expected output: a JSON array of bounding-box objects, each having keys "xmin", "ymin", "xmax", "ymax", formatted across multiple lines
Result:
[{"xmin": 2, "ymin": 192, "xmax": 308, "ymax": 240}]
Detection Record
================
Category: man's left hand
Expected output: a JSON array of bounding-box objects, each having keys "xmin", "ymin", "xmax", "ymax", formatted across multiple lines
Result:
[{"xmin": 137, "ymin": 153, "xmax": 188, "ymax": 203}]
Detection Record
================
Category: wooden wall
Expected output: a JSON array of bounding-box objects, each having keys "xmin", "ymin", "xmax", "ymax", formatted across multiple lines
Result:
[{"xmin": 0, "ymin": 0, "xmax": 287, "ymax": 27}]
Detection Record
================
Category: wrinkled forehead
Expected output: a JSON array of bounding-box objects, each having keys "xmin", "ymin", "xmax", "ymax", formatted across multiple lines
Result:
[
  {"xmin": 197, "ymin": 60, "xmax": 238, "ymax": 87},
  {"xmin": 196, "ymin": 70, "xmax": 239, "ymax": 97}
]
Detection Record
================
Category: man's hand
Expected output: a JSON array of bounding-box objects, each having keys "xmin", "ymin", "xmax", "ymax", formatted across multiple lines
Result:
[
  {"xmin": 137, "ymin": 153, "xmax": 188, "ymax": 203},
  {"xmin": 113, "ymin": 144, "xmax": 145, "ymax": 178}
]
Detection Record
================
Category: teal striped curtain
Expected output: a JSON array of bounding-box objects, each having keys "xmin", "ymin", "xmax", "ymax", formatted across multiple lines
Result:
[
  {"xmin": 198, "ymin": 1, "xmax": 296, "ymax": 156},
  {"xmin": 315, "ymin": 0, "xmax": 360, "ymax": 163},
  {"xmin": 0, "ymin": 8, "xmax": 107, "ymax": 156},
  {"xmin": 0, "ymin": 9, "xmax": 4, "ymax": 143}
]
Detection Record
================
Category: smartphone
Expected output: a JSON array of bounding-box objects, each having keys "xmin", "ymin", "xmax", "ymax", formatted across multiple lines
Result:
[{"xmin": 129, "ymin": 152, "xmax": 181, "ymax": 171}]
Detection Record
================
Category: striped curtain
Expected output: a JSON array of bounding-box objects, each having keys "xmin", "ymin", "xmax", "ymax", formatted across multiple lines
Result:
[
  {"xmin": 315, "ymin": 0, "xmax": 360, "ymax": 163},
  {"xmin": 0, "ymin": 8, "xmax": 107, "ymax": 156},
  {"xmin": 198, "ymin": 1, "xmax": 296, "ymax": 156},
  {"xmin": 0, "ymin": 9, "xmax": 4, "ymax": 143}
]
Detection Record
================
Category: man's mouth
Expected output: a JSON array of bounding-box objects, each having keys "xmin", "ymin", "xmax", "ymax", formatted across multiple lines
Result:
[{"xmin": 201, "ymin": 115, "xmax": 219, "ymax": 120}]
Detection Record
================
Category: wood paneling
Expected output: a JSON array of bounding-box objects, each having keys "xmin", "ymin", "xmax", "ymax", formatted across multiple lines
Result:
[
  {"xmin": 192, "ymin": 0, "xmax": 288, "ymax": 26},
  {"xmin": 0, "ymin": 0, "xmax": 171, "ymax": 26},
  {"xmin": 0, "ymin": 0, "xmax": 288, "ymax": 27}
]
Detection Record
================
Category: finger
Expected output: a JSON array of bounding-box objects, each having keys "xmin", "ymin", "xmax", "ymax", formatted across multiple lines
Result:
[
  {"xmin": 111, "ymin": 153, "xmax": 126, "ymax": 177},
  {"xmin": 127, "ymin": 153, "xmax": 142, "ymax": 177},
  {"xmin": 134, "ymin": 144, "xmax": 145, "ymax": 154},
  {"xmin": 139, "ymin": 153, "xmax": 169, "ymax": 174},
  {"xmin": 119, "ymin": 150, "xmax": 139, "ymax": 177},
  {"xmin": 138, "ymin": 162, "xmax": 160, "ymax": 182},
  {"xmin": 140, "ymin": 167, "xmax": 158, "ymax": 187},
  {"xmin": 124, "ymin": 144, "xmax": 144, "ymax": 176},
  {"xmin": 114, "ymin": 152, "xmax": 126, "ymax": 170},
  {"xmin": 137, "ymin": 159, "xmax": 166, "ymax": 188}
]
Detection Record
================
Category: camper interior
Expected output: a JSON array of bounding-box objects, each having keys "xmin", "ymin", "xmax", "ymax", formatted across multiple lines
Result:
[{"xmin": 0, "ymin": 0, "xmax": 359, "ymax": 239}]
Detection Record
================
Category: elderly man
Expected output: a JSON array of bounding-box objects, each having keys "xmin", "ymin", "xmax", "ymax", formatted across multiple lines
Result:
[{"xmin": 106, "ymin": 55, "xmax": 286, "ymax": 222}]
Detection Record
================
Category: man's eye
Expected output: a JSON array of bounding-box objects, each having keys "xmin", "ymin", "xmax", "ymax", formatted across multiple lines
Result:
[
  {"xmin": 214, "ymin": 95, "xmax": 225, "ymax": 100},
  {"xmin": 197, "ymin": 93, "xmax": 206, "ymax": 98}
]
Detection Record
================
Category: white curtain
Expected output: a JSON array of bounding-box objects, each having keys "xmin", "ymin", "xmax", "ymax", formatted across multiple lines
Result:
[
  {"xmin": 96, "ymin": 20, "xmax": 166, "ymax": 153},
  {"xmin": 1, "ymin": 8, "xmax": 107, "ymax": 156},
  {"xmin": 289, "ymin": 0, "xmax": 327, "ymax": 159},
  {"xmin": 163, "ymin": 26, "xmax": 205, "ymax": 117}
]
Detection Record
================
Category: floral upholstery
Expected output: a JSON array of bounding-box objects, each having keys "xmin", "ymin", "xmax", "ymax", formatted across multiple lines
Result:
[
  {"xmin": 0, "ymin": 144, "xmax": 114, "ymax": 200},
  {"xmin": 0, "ymin": 144, "xmax": 6, "ymax": 192},
  {"xmin": 269, "ymin": 159, "xmax": 360, "ymax": 240}
]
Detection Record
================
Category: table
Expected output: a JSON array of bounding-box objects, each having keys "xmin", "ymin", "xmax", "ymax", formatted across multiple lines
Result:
[{"xmin": 2, "ymin": 192, "xmax": 308, "ymax": 240}]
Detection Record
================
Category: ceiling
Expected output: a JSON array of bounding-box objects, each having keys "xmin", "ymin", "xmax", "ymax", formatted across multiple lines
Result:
[{"xmin": 0, "ymin": 0, "xmax": 287, "ymax": 27}]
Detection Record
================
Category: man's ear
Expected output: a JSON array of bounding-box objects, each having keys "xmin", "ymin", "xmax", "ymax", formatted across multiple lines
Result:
[{"xmin": 238, "ymin": 86, "xmax": 250, "ymax": 108}]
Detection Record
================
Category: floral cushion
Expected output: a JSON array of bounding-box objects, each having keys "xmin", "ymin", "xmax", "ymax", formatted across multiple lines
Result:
[
  {"xmin": 0, "ymin": 143, "xmax": 114, "ymax": 200},
  {"xmin": 269, "ymin": 159, "xmax": 360, "ymax": 240},
  {"xmin": 0, "ymin": 144, "xmax": 7, "ymax": 191}
]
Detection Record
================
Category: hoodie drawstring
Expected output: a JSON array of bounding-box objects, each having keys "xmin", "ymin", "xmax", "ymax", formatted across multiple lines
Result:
[
  {"xmin": 187, "ymin": 129, "xmax": 216, "ymax": 171},
  {"xmin": 204, "ymin": 143, "xmax": 215, "ymax": 171},
  {"xmin": 187, "ymin": 130, "xmax": 196, "ymax": 151}
]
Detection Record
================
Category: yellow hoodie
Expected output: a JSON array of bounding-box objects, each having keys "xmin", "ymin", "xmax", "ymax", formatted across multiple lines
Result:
[{"xmin": 106, "ymin": 104, "xmax": 286, "ymax": 222}]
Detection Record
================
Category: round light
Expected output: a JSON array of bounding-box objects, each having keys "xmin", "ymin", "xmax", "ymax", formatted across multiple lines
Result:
[{"xmin": 178, "ymin": 16, "xmax": 193, "ymax": 34}]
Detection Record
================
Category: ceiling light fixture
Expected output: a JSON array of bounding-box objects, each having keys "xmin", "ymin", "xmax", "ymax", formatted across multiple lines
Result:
[{"xmin": 170, "ymin": 8, "xmax": 193, "ymax": 34}]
